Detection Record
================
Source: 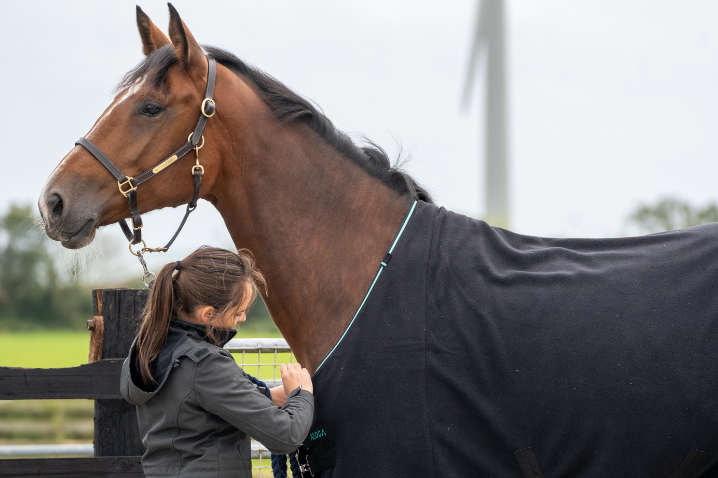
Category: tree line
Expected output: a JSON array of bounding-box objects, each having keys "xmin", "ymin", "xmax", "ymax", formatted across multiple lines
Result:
[{"xmin": 0, "ymin": 204, "xmax": 93, "ymax": 330}]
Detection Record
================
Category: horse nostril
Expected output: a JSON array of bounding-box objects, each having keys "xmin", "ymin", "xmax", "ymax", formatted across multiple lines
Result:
[{"xmin": 46, "ymin": 193, "xmax": 64, "ymax": 222}]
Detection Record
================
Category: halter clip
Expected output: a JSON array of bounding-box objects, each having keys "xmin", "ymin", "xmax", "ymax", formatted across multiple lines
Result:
[{"xmin": 188, "ymin": 133, "xmax": 205, "ymax": 175}]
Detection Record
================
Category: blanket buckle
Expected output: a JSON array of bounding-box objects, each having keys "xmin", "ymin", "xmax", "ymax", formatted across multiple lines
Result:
[{"xmin": 297, "ymin": 453, "xmax": 315, "ymax": 477}]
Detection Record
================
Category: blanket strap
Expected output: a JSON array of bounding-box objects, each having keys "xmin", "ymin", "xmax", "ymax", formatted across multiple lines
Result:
[
  {"xmin": 315, "ymin": 200, "xmax": 418, "ymax": 372},
  {"xmin": 514, "ymin": 448, "xmax": 546, "ymax": 478}
]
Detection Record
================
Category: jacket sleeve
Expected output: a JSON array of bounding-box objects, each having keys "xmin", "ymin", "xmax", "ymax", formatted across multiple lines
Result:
[{"xmin": 192, "ymin": 349, "xmax": 314, "ymax": 455}]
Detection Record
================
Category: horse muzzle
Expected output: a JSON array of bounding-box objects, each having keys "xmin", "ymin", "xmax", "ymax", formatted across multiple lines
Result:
[{"xmin": 38, "ymin": 189, "xmax": 98, "ymax": 249}]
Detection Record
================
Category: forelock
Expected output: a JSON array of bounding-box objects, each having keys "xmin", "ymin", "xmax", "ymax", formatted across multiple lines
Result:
[{"xmin": 116, "ymin": 44, "xmax": 177, "ymax": 93}]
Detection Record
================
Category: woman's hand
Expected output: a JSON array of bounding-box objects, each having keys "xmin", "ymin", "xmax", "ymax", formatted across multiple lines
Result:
[
  {"xmin": 280, "ymin": 363, "xmax": 313, "ymax": 396},
  {"xmin": 269, "ymin": 386, "xmax": 287, "ymax": 407}
]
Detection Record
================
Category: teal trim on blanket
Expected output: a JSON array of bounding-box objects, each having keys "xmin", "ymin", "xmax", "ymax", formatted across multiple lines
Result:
[{"xmin": 315, "ymin": 201, "xmax": 418, "ymax": 372}]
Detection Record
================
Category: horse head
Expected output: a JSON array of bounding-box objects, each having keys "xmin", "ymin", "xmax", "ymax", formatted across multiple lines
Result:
[{"xmin": 39, "ymin": 5, "xmax": 223, "ymax": 249}]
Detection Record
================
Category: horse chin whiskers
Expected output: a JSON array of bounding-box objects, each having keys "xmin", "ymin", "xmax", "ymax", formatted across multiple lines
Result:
[
  {"xmin": 32, "ymin": 214, "xmax": 49, "ymax": 238},
  {"xmin": 59, "ymin": 232, "xmax": 105, "ymax": 281},
  {"xmin": 33, "ymin": 212, "xmax": 104, "ymax": 283}
]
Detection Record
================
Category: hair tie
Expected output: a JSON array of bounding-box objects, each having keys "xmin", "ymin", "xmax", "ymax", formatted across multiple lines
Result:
[{"xmin": 175, "ymin": 261, "xmax": 183, "ymax": 271}]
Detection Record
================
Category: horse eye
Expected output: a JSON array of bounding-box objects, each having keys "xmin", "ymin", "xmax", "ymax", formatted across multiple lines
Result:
[{"xmin": 142, "ymin": 104, "xmax": 162, "ymax": 116}]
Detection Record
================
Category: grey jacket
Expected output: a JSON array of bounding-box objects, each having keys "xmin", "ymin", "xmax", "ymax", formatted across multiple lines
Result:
[{"xmin": 120, "ymin": 318, "xmax": 314, "ymax": 478}]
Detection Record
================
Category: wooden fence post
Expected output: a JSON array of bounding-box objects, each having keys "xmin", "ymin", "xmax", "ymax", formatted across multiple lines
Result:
[{"xmin": 92, "ymin": 289, "xmax": 148, "ymax": 457}]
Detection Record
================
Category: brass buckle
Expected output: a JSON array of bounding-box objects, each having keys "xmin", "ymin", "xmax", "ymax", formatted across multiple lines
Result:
[
  {"xmin": 192, "ymin": 164, "xmax": 205, "ymax": 174},
  {"xmin": 201, "ymin": 98, "xmax": 216, "ymax": 118},
  {"xmin": 297, "ymin": 452, "xmax": 315, "ymax": 477},
  {"xmin": 188, "ymin": 133, "xmax": 205, "ymax": 149},
  {"xmin": 118, "ymin": 177, "xmax": 136, "ymax": 198},
  {"xmin": 131, "ymin": 217, "xmax": 143, "ymax": 231},
  {"xmin": 299, "ymin": 462, "xmax": 314, "ymax": 477}
]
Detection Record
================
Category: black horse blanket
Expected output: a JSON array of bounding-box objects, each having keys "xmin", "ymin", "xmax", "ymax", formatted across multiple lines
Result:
[{"xmin": 310, "ymin": 201, "xmax": 718, "ymax": 477}]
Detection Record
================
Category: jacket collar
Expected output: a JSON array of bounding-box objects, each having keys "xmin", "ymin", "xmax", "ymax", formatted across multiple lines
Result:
[{"xmin": 169, "ymin": 317, "xmax": 237, "ymax": 347}]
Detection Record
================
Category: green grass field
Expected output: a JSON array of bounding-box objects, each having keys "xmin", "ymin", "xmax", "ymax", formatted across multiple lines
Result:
[
  {"xmin": 0, "ymin": 324, "xmax": 282, "ymax": 369},
  {"xmin": 0, "ymin": 331, "xmax": 91, "ymax": 369}
]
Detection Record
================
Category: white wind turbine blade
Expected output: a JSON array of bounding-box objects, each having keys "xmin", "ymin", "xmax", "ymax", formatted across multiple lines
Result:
[{"xmin": 461, "ymin": 0, "xmax": 491, "ymax": 111}]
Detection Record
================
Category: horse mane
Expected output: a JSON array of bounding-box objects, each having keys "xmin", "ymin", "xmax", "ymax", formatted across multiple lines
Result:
[{"xmin": 118, "ymin": 44, "xmax": 433, "ymax": 204}]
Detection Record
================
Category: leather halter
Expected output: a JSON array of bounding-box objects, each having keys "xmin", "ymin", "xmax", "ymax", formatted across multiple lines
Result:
[{"xmin": 76, "ymin": 56, "xmax": 217, "ymax": 252}]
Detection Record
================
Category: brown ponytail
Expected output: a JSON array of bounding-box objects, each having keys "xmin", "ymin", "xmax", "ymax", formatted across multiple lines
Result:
[{"xmin": 135, "ymin": 247, "xmax": 266, "ymax": 387}]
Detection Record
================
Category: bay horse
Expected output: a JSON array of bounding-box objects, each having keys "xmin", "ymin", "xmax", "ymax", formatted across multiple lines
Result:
[{"xmin": 39, "ymin": 5, "xmax": 718, "ymax": 477}]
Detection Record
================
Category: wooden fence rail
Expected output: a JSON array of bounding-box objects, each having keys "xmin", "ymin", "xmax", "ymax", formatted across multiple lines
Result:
[
  {"xmin": 0, "ymin": 360, "xmax": 123, "ymax": 400},
  {"xmin": 0, "ymin": 457, "xmax": 144, "ymax": 478},
  {"xmin": 0, "ymin": 289, "xmax": 148, "ymax": 477}
]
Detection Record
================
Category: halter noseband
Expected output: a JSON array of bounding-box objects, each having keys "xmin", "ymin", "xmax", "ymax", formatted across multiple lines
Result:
[{"xmin": 75, "ymin": 56, "xmax": 217, "ymax": 257}]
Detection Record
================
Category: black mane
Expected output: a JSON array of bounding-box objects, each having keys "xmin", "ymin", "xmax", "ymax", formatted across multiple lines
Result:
[{"xmin": 119, "ymin": 44, "xmax": 432, "ymax": 203}]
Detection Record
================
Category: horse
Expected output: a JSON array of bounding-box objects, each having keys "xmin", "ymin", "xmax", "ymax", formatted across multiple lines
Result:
[{"xmin": 39, "ymin": 5, "xmax": 718, "ymax": 477}]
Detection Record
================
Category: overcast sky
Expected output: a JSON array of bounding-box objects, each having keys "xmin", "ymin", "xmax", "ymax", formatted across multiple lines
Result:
[{"xmin": 1, "ymin": 0, "xmax": 717, "ymax": 282}]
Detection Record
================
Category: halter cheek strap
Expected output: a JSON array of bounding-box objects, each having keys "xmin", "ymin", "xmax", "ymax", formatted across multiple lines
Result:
[{"xmin": 75, "ymin": 56, "xmax": 217, "ymax": 251}]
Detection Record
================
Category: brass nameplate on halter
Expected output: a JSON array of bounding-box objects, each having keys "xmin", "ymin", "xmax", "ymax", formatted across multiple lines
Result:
[{"xmin": 152, "ymin": 154, "xmax": 179, "ymax": 174}]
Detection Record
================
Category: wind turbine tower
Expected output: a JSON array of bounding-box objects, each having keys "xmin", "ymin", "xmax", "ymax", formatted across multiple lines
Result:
[{"xmin": 463, "ymin": 0, "xmax": 509, "ymax": 229}]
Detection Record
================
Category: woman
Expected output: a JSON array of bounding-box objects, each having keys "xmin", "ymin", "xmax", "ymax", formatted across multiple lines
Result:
[{"xmin": 120, "ymin": 246, "xmax": 313, "ymax": 477}]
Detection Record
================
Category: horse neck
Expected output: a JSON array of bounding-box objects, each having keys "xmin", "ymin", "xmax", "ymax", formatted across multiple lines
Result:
[{"xmin": 208, "ymin": 87, "xmax": 410, "ymax": 372}]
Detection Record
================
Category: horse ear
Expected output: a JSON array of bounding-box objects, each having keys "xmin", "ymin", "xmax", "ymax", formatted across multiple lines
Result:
[
  {"xmin": 167, "ymin": 3, "xmax": 203, "ymax": 69},
  {"xmin": 136, "ymin": 6, "xmax": 170, "ymax": 56}
]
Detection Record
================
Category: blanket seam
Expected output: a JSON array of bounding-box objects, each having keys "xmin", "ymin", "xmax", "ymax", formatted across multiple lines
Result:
[{"xmin": 315, "ymin": 200, "xmax": 418, "ymax": 372}]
